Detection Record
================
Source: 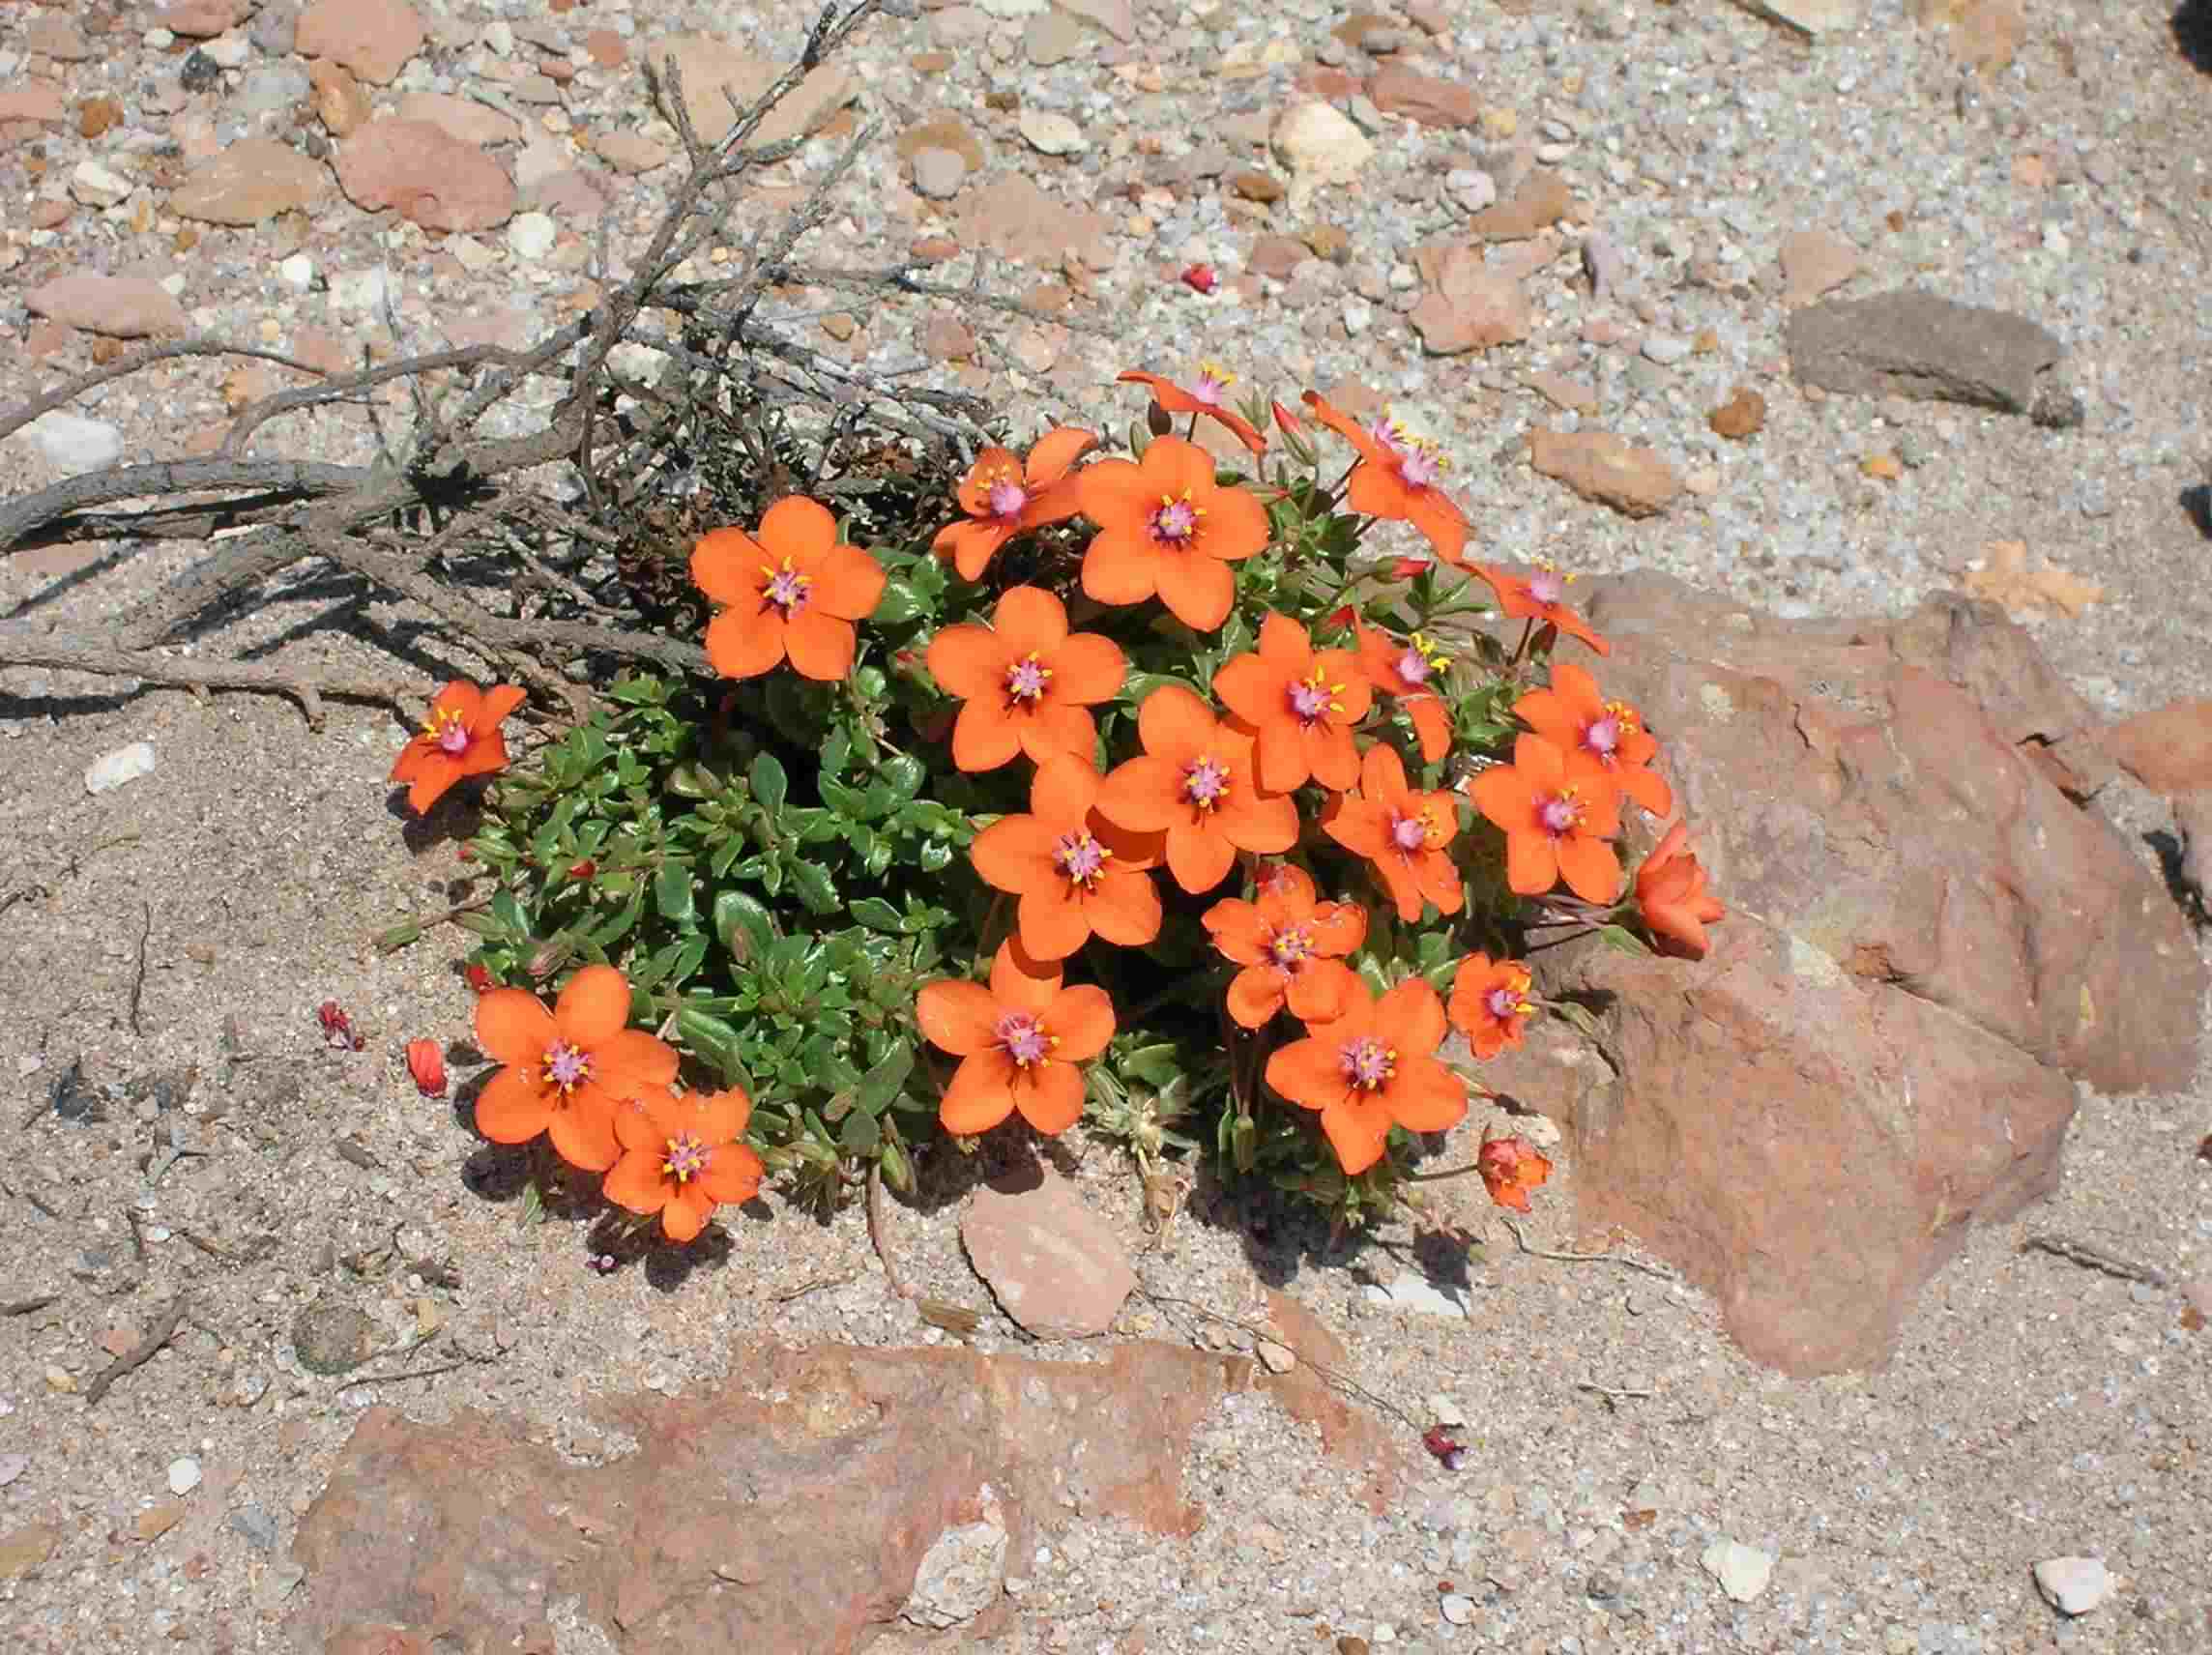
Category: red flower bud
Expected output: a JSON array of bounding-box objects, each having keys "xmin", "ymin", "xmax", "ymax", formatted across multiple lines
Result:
[
  {"xmin": 1270, "ymin": 399, "xmax": 1305, "ymax": 434},
  {"xmin": 464, "ymin": 964, "xmax": 494, "ymax": 994},
  {"xmin": 567, "ymin": 858, "xmax": 596, "ymax": 882},
  {"xmin": 1324, "ymin": 605, "xmax": 1357, "ymax": 631},
  {"xmin": 1179, "ymin": 263, "xmax": 1218, "ymax": 294},
  {"xmin": 405, "ymin": 1038, "xmax": 448, "ymax": 1098},
  {"xmin": 1392, "ymin": 556, "xmax": 1430, "ymax": 579}
]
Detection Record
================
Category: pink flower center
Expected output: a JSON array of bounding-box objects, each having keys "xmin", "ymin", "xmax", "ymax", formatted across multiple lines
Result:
[
  {"xmin": 1053, "ymin": 828, "xmax": 1109, "ymax": 889},
  {"xmin": 542, "ymin": 1039, "xmax": 591, "ymax": 1093},
  {"xmin": 1538, "ymin": 789, "xmax": 1585, "ymax": 837},
  {"xmin": 1004, "ymin": 653, "xmax": 1051, "ymax": 705},
  {"xmin": 1390, "ymin": 813, "xmax": 1427, "ymax": 852},
  {"xmin": 1266, "ymin": 923, "xmax": 1314, "ymax": 971},
  {"xmin": 761, "ymin": 558, "xmax": 812, "ymax": 618},
  {"xmin": 1193, "ymin": 361, "xmax": 1234, "ymax": 406},
  {"xmin": 1150, "ymin": 493, "xmax": 1201, "ymax": 545},
  {"xmin": 1528, "ymin": 568, "xmax": 1566, "ymax": 607},
  {"xmin": 1583, "ymin": 713, "xmax": 1620, "ymax": 759},
  {"xmin": 995, "ymin": 1011, "xmax": 1053, "ymax": 1068},
  {"xmin": 1394, "ymin": 648, "xmax": 1431, "ymax": 686},
  {"xmin": 1286, "ymin": 671, "xmax": 1338, "ymax": 726},
  {"xmin": 424, "ymin": 707, "xmax": 471, "ymax": 755},
  {"xmin": 1180, "ymin": 754, "xmax": 1230, "ymax": 810},
  {"xmin": 1339, "ymin": 1034, "xmax": 1395, "ymax": 1091},
  {"xmin": 660, "ymin": 1130, "xmax": 709, "ymax": 1183},
  {"xmin": 1487, "ymin": 976, "xmax": 1531, "ymax": 1024},
  {"xmin": 1396, "ymin": 439, "xmax": 1443, "ymax": 490},
  {"xmin": 987, "ymin": 477, "xmax": 1028, "ymax": 520}
]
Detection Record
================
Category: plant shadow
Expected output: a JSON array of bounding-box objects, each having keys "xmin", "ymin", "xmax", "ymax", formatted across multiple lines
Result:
[{"xmin": 2175, "ymin": 0, "xmax": 2212, "ymax": 73}]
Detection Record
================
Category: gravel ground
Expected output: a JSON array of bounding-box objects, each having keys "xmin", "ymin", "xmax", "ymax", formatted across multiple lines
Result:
[{"xmin": 1, "ymin": 2, "xmax": 2208, "ymax": 1653}]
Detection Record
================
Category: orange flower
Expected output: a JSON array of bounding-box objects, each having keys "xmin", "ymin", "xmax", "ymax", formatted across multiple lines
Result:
[
  {"xmin": 925, "ymin": 585, "xmax": 1126, "ymax": 771},
  {"xmin": 1635, "ymin": 821, "xmax": 1726, "ymax": 958},
  {"xmin": 1075, "ymin": 435, "xmax": 1271, "ymax": 632},
  {"xmin": 1323, "ymin": 742, "xmax": 1466, "ymax": 921},
  {"xmin": 1512, "ymin": 662, "xmax": 1671, "ymax": 817},
  {"xmin": 1353, "ymin": 624, "xmax": 1453, "ymax": 765},
  {"xmin": 970, "ymin": 755, "xmax": 1164, "ymax": 961},
  {"xmin": 1475, "ymin": 1135, "xmax": 1552, "ymax": 1213},
  {"xmin": 1202, "ymin": 865, "xmax": 1366, "ymax": 1029},
  {"xmin": 604, "ymin": 1084, "xmax": 766, "ymax": 1242},
  {"xmin": 473, "ymin": 964, "xmax": 680, "ymax": 1172},
  {"xmin": 390, "ymin": 680, "xmax": 524, "ymax": 815},
  {"xmin": 932, "ymin": 427, "xmax": 1094, "ymax": 581},
  {"xmin": 1467, "ymin": 735, "xmax": 1622, "ymax": 904},
  {"xmin": 1096, "ymin": 685, "xmax": 1299, "ymax": 894},
  {"xmin": 916, "ymin": 943, "xmax": 1116, "ymax": 1136},
  {"xmin": 691, "ymin": 496, "xmax": 888, "ymax": 682},
  {"xmin": 1301, "ymin": 391, "xmax": 1469, "ymax": 566},
  {"xmin": 1212, "ymin": 611, "xmax": 1375, "ymax": 793},
  {"xmin": 1471, "ymin": 561, "xmax": 1610, "ymax": 655},
  {"xmin": 1119, "ymin": 363, "xmax": 1266, "ymax": 455},
  {"xmin": 1264, "ymin": 977, "xmax": 1468, "ymax": 1175},
  {"xmin": 405, "ymin": 1038, "xmax": 448, "ymax": 1098},
  {"xmin": 1447, "ymin": 953, "xmax": 1535, "ymax": 1060}
]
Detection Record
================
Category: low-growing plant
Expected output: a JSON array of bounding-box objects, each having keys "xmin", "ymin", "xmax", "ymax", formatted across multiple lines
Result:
[{"xmin": 393, "ymin": 363, "xmax": 1725, "ymax": 1243}]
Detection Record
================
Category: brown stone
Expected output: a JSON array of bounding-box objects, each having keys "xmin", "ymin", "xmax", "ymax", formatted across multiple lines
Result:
[
  {"xmin": 133, "ymin": 1501, "xmax": 188, "ymax": 1541},
  {"xmin": 893, "ymin": 115, "xmax": 986, "ymax": 173},
  {"xmin": 296, "ymin": 0, "xmax": 426, "ymax": 86},
  {"xmin": 290, "ymin": 1345, "xmax": 1414, "ymax": 1653},
  {"xmin": 158, "ymin": 0, "xmax": 249, "ymax": 37},
  {"xmin": 953, "ymin": 172, "xmax": 1113, "ymax": 269},
  {"xmin": 1707, "ymin": 387, "xmax": 1766, "ymax": 440},
  {"xmin": 583, "ymin": 29, "xmax": 626, "ymax": 69},
  {"xmin": 335, "ymin": 119, "xmax": 516, "ymax": 232},
  {"xmin": 1528, "ymin": 428, "xmax": 1679, "ymax": 518},
  {"xmin": 644, "ymin": 36, "xmax": 856, "ymax": 147},
  {"xmin": 0, "ymin": 83, "xmax": 68, "ymax": 127},
  {"xmin": 1527, "ymin": 371, "xmax": 1597, "ymax": 414},
  {"xmin": 309, "ymin": 61, "xmax": 370, "ymax": 136},
  {"xmin": 0, "ymin": 1522, "xmax": 60, "ymax": 1579},
  {"xmin": 1228, "ymin": 168, "xmax": 1285, "ymax": 203},
  {"xmin": 2102, "ymin": 700, "xmax": 2212, "ymax": 797},
  {"xmin": 1248, "ymin": 235, "xmax": 1306, "ymax": 279},
  {"xmin": 1466, "ymin": 168, "xmax": 1573, "ymax": 241},
  {"xmin": 25, "ymin": 274, "xmax": 188, "ymax": 338},
  {"xmin": 959, "ymin": 1170, "xmax": 1135, "ymax": 1339},
  {"xmin": 1909, "ymin": 0, "xmax": 2024, "ymax": 73},
  {"xmin": 1366, "ymin": 64, "xmax": 1481, "ymax": 129},
  {"xmin": 394, "ymin": 92, "xmax": 521, "ymax": 148},
  {"xmin": 1779, "ymin": 227, "xmax": 1861, "ymax": 306},
  {"xmin": 1408, "ymin": 241, "xmax": 1531, "ymax": 354},
  {"xmin": 921, "ymin": 312, "xmax": 977, "ymax": 363},
  {"xmin": 170, "ymin": 137, "xmax": 332, "ymax": 225},
  {"xmin": 1470, "ymin": 575, "xmax": 2203, "ymax": 1374}
]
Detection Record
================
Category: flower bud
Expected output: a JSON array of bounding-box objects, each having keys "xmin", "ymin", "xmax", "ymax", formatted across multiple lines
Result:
[{"xmin": 405, "ymin": 1038, "xmax": 448, "ymax": 1098}]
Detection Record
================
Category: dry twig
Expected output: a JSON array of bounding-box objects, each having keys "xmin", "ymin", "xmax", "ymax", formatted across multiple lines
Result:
[
  {"xmin": 85, "ymin": 1296, "xmax": 187, "ymax": 1406},
  {"xmin": 1499, "ymin": 1216, "xmax": 1679, "ymax": 1282},
  {"xmin": 2020, "ymin": 1233, "xmax": 2170, "ymax": 1289}
]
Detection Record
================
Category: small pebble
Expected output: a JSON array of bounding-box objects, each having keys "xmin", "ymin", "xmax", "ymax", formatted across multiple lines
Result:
[
  {"xmin": 85, "ymin": 741, "xmax": 158, "ymax": 796},
  {"xmin": 507, "ymin": 212, "xmax": 557, "ymax": 261},
  {"xmin": 0, "ymin": 1454, "xmax": 27, "ymax": 1487},
  {"xmin": 167, "ymin": 1456, "xmax": 202, "ymax": 1495},
  {"xmin": 2033, "ymin": 1555, "xmax": 2111, "ymax": 1616},
  {"xmin": 1641, "ymin": 334, "xmax": 1691, "ymax": 365},
  {"xmin": 1440, "ymin": 1593, "xmax": 1475, "ymax": 1625}
]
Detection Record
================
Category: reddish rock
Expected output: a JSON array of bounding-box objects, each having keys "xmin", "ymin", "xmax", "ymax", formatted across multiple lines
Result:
[
  {"xmin": 298, "ymin": 0, "xmax": 426, "ymax": 86},
  {"xmin": 1408, "ymin": 242, "xmax": 1530, "ymax": 355},
  {"xmin": 644, "ymin": 35, "xmax": 856, "ymax": 147},
  {"xmin": 520, "ymin": 167, "xmax": 610, "ymax": 221},
  {"xmin": 1779, "ymin": 227, "xmax": 1861, "ymax": 306},
  {"xmin": 2101, "ymin": 700, "xmax": 2212, "ymax": 797},
  {"xmin": 290, "ymin": 1344, "xmax": 1415, "ymax": 1654},
  {"xmin": 170, "ymin": 138, "xmax": 332, "ymax": 225},
  {"xmin": 1248, "ymin": 234, "xmax": 1307, "ymax": 280},
  {"xmin": 1467, "ymin": 169, "xmax": 1573, "ymax": 242},
  {"xmin": 309, "ymin": 61, "xmax": 372, "ymax": 137},
  {"xmin": 1707, "ymin": 386, "xmax": 1767, "ymax": 440},
  {"xmin": 0, "ymin": 84, "xmax": 68, "ymax": 127},
  {"xmin": 920, "ymin": 312, "xmax": 978, "ymax": 363},
  {"xmin": 1295, "ymin": 67, "xmax": 1365, "ymax": 102},
  {"xmin": 1528, "ymin": 428, "xmax": 1680, "ymax": 518},
  {"xmin": 158, "ymin": 0, "xmax": 249, "ymax": 37},
  {"xmin": 1472, "ymin": 575, "xmax": 2204, "ymax": 1375},
  {"xmin": 584, "ymin": 29, "xmax": 626, "ymax": 69},
  {"xmin": 25, "ymin": 274, "xmax": 188, "ymax": 338},
  {"xmin": 335, "ymin": 119, "xmax": 515, "ymax": 232},
  {"xmin": 953, "ymin": 172, "xmax": 1114, "ymax": 269},
  {"xmin": 960, "ymin": 1171, "xmax": 1135, "ymax": 1339},
  {"xmin": 394, "ymin": 91, "xmax": 521, "ymax": 148},
  {"xmin": 1366, "ymin": 64, "xmax": 1481, "ymax": 129}
]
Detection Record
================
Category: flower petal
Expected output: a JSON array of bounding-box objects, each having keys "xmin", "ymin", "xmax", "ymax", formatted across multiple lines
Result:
[
  {"xmin": 952, "ymin": 701, "xmax": 1024, "ymax": 773},
  {"xmin": 784, "ymin": 610, "xmax": 859, "ymax": 682},
  {"xmin": 1016, "ymin": 885, "xmax": 1092, "ymax": 961},
  {"xmin": 476, "ymin": 988, "xmax": 556, "ymax": 1066},
  {"xmin": 476, "ymin": 683, "xmax": 527, "ymax": 732},
  {"xmin": 1264, "ymin": 1035, "xmax": 1345, "ymax": 1113},
  {"xmin": 811, "ymin": 542, "xmax": 889, "ymax": 622},
  {"xmin": 1284, "ymin": 958, "xmax": 1360, "ymax": 1024},
  {"xmin": 940, "ymin": 1053, "xmax": 1016, "ymax": 1135},
  {"xmin": 992, "ymin": 583, "xmax": 1070, "ymax": 651},
  {"xmin": 917, "ymin": 979, "xmax": 1001, "ymax": 1057},
  {"xmin": 1503, "ymin": 830, "xmax": 1559, "ymax": 896},
  {"xmin": 1089, "ymin": 867, "xmax": 1163, "ymax": 947},
  {"xmin": 594, "ymin": 1029, "xmax": 680, "ymax": 1096},
  {"xmin": 927, "ymin": 622, "xmax": 1010, "ymax": 700},
  {"xmin": 1014, "ymin": 1063, "xmax": 1086, "ymax": 1135},
  {"xmin": 1074, "ymin": 455, "xmax": 1154, "ymax": 537},
  {"xmin": 956, "ymin": 447, "xmax": 1022, "ymax": 515},
  {"xmin": 697, "ymin": 1142, "xmax": 767, "ymax": 1205},
  {"xmin": 1384, "ymin": 1056, "xmax": 1468, "ymax": 1134},
  {"xmin": 689, "ymin": 527, "xmax": 765, "ymax": 605},
  {"xmin": 1096, "ymin": 754, "xmax": 1179, "ymax": 833},
  {"xmin": 1047, "ymin": 630, "xmax": 1126, "ymax": 705},
  {"xmin": 1045, "ymin": 983, "xmax": 1116, "ymax": 1061},
  {"xmin": 1025, "ymin": 426, "xmax": 1096, "ymax": 485},
  {"xmin": 937, "ymin": 519, "xmax": 1011, "ymax": 582},
  {"xmin": 1022, "ymin": 703, "xmax": 1098, "ymax": 768},
  {"xmin": 1164, "ymin": 820, "xmax": 1236, "ymax": 894},
  {"xmin": 659, "ymin": 1185, "xmax": 715, "ymax": 1242},
  {"xmin": 546, "ymin": 1096, "xmax": 620, "ymax": 1172},
  {"xmin": 402, "ymin": 752, "xmax": 464, "ymax": 815},
  {"xmin": 1135, "ymin": 682, "xmax": 1216, "ymax": 759},
  {"xmin": 1159, "ymin": 551, "xmax": 1237, "ymax": 631},
  {"xmin": 1202, "ymin": 897, "xmax": 1267, "ymax": 964},
  {"xmin": 1406, "ymin": 695, "xmax": 1451, "ymax": 764},
  {"xmin": 1319, "ymin": 1096, "xmax": 1391, "ymax": 1176},
  {"xmin": 1557, "ymin": 835, "xmax": 1622, "ymax": 905},
  {"xmin": 971, "ymin": 815, "xmax": 1059, "ymax": 897},
  {"xmin": 704, "ymin": 608, "xmax": 788, "ymax": 681},
  {"xmin": 759, "ymin": 495, "xmax": 837, "ymax": 564},
  {"xmin": 1080, "ymin": 530, "xmax": 1158, "ymax": 607},
  {"xmin": 1375, "ymin": 978, "xmax": 1447, "ymax": 1057},
  {"xmin": 473, "ymin": 1065, "xmax": 551, "ymax": 1144},
  {"xmin": 602, "ymin": 1148, "xmax": 668, "ymax": 1216},
  {"xmin": 554, "ymin": 964, "xmax": 634, "ymax": 1049},
  {"xmin": 1117, "ymin": 370, "xmax": 1200, "ymax": 417},
  {"xmin": 1225, "ymin": 966, "xmax": 1288, "ymax": 1030}
]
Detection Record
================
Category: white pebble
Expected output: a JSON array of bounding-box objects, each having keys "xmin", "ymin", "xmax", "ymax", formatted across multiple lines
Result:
[
  {"xmin": 1341, "ymin": 297, "xmax": 1373, "ymax": 336},
  {"xmin": 86, "ymin": 741, "xmax": 158, "ymax": 796},
  {"xmin": 278, "ymin": 253, "xmax": 316, "ymax": 289},
  {"xmin": 1018, "ymin": 109, "xmax": 1087, "ymax": 156},
  {"xmin": 2033, "ymin": 1556, "xmax": 2111, "ymax": 1616},
  {"xmin": 507, "ymin": 212, "xmax": 557, "ymax": 261},
  {"xmin": 1440, "ymin": 1593, "xmax": 1475, "ymax": 1625},
  {"xmin": 26, "ymin": 411, "xmax": 124, "ymax": 477},
  {"xmin": 167, "ymin": 1456, "xmax": 202, "ymax": 1495},
  {"xmin": 1641, "ymin": 334, "xmax": 1691, "ymax": 365},
  {"xmin": 201, "ymin": 35, "xmax": 251, "ymax": 69},
  {"xmin": 1701, "ymin": 1537, "xmax": 1773, "ymax": 1602}
]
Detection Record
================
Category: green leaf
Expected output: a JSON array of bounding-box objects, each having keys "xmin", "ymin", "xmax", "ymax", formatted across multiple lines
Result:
[
  {"xmin": 591, "ymin": 888, "xmax": 646, "ymax": 949},
  {"xmin": 374, "ymin": 920, "xmax": 422, "ymax": 953},
  {"xmin": 787, "ymin": 858, "xmax": 838, "ymax": 915},
  {"xmin": 855, "ymin": 1044, "xmax": 915, "ymax": 1116},
  {"xmin": 849, "ymin": 897, "xmax": 905, "ymax": 933},
  {"xmin": 822, "ymin": 725, "xmax": 852, "ymax": 778},
  {"xmin": 453, "ymin": 911, "xmax": 505, "ymax": 940},
  {"xmin": 713, "ymin": 890, "xmax": 776, "ymax": 962},
  {"xmin": 819, "ymin": 775, "xmax": 873, "ymax": 819},
  {"xmin": 749, "ymin": 752, "xmax": 789, "ymax": 815},
  {"xmin": 838, "ymin": 1108, "xmax": 881, "ymax": 1155},
  {"xmin": 490, "ymin": 889, "xmax": 530, "ymax": 942},
  {"xmin": 676, "ymin": 1007, "xmax": 749, "ymax": 1086},
  {"xmin": 1122, "ymin": 671, "xmax": 1196, "ymax": 706},
  {"xmin": 916, "ymin": 840, "xmax": 949, "ymax": 875},
  {"xmin": 654, "ymin": 861, "xmax": 696, "ymax": 924},
  {"xmin": 871, "ymin": 579, "xmax": 925, "ymax": 624},
  {"xmin": 1596, "ymin": 923, "xmax": 1653, "ymax": 956},
  {"xmin": 1119, "ymin": 1042, "xmax": 1182, "ymax": 1089},
  {"xmin": 879, "ymin": 754, "xmax": 925, "ymax": 805}
]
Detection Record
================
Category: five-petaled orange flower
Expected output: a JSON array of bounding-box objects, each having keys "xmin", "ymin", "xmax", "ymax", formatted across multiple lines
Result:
[
  {"xmin": 1471, "ymin": 561, "xmax": 1611, "ymax": 656},
  {"xmin": 932, "ymin": 427, "xmax": 1094, "ymax": 581},
  {"xmin": 1323, "ymin": 742, "xmax": 1466, "ymax": 921},
  {"xmin": 1212, "ymin": 611, "xmax": 1375, "ymax": 793},
  {"xmin": 1302, "ymin": 391, "xmax": 1470, "ymax": 567},
  {"xmin": 1513, "ymin": 662, "xmax": 1671, "ymax": 817},
  {"xmin": 473, "ymin": 964, "xmax": 680, "ymax": 1172},
  {"xmin": 1264, "ymin": 977, "xmax": 1467, "ymax": 1176},
  {"xmin": 604, "ymin": 1084, "xmax": 766, "ymax": 1243},
  {"xmin": 1203, "ymin": 865, "xmax": 1366, "ymax": 1029},
  {"xmin": 1468, "ymin": 735, "xmax": 1623, "ymax": 904},
  {"xmin": 917, "ymin": 942, "xmax": 1116, "ymax": 1136},
  {"xmin": 925, "ymin": 585, "xmax": 1126, "ymax": 771},
  {"xmin": 1097, "ymin": 684, "xmax": 1299, "ymax": 895},
  {"xmin": 390, "ymin": 680, "xmax": 524, "ymax": 815},
  {"xmin": 1119, "ymin": 363, "xmax": 1266, "ymax": 456},
  {"xmin": 1635, "ymin": 821, "xmax": 1727, "ymax": 958},
  {"xmin": 1475, "ymin": 1134, "xmax": 1553, "ymax": 1214},
  {"xmin": 691, "ymin": 496, "xmax": 888, "ymax": 682},
  {"xmin": 970, "ymin": 755, "xmax": 1164, "ymax": 961},
  {"xmin": 1448, "ymin": 953, "xmax": 1537, "ymax": 1060},
  {"xmin": 1353, "ymin": 624, "xmax": 1453, "ymax": 765},
  {"xmin": 1075, "ymin": 435, "xmax": 1270, "ymax": 632}
]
